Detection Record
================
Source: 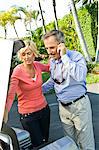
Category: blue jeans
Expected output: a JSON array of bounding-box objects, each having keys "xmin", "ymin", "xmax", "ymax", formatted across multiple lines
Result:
[{"xmin": 20, "ymin": 104, "xmax": 50, "ymax": 147}]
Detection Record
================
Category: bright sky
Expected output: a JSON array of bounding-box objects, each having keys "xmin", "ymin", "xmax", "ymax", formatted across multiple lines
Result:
[{"xmin": 0, "ymin": 0, "xmax": 70, "ymax": 38}]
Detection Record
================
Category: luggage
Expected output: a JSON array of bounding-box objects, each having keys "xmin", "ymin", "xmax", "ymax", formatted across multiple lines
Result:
[
  {"xmin": 39, "ymin": 136, "xmax": 79, "ymax": 150},
  {"xmin": 12, "ymin": 127, "xmax": 32, "ymax": 150}
]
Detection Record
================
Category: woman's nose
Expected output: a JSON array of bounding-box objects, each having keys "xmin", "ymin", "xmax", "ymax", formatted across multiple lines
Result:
[
  {"xmin": 47, "ymin": 48, "xmax": 51, "ymax": 54},
  {"xmin": 25, "ymin": 54, "xmax": 29, "ymax": 59}
]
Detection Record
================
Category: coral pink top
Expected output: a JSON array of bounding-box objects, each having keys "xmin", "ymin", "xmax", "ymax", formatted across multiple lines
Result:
[{"xmin": 6, "ymin": 61, "xmax": 49, "ymax": 114}]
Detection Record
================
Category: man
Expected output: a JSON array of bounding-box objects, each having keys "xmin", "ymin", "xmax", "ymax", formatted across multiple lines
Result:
[{"xmin": 42, "ymin": 30, "xmax": 95, "ymax": 150}]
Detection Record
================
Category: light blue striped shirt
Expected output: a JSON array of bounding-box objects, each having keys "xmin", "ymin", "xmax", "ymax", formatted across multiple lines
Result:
[{"xmin": 43, "ymin": 50, "xmax": 87, "ymax": 103}]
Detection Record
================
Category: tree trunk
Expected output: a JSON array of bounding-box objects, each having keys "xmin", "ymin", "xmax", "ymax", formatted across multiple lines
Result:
[
  {"xmin": 35, "ymin": 20, "xmax": 38, "ymax": 29},
  {"xmin": 13, "ymin": 24, "xmax": 19, "ymax": 39},
  {"xmin": 69, "ymin": 0, "xmax": 92, "ymax": 62},
  {"xmin": 4, "ymin": 27, "xmax": 7, "ymax": 39},
  {"xmin": 24, "ymin": 21, "xmax": 28, "ymax": 31},
  {"xmin": 29, "ymin": 21, "xmax": 33, "ymax": 38},
  {"xmin": 38, "ymin": 0, "xmax": 46, "ymax": 34},
  {"xmin": 52, "ymin": 0, "xmax": 58, "ymax": 30},
  {"xmin": 95, "ymin": 1, "xmax": 99, "ymax": 62}
]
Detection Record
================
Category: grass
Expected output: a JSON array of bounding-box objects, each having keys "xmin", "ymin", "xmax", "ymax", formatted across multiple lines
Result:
[
  {"xmin": 42, "ymin": 72, "xmax": 50, "ymax": 83},
  {"xmin": 86, "ymin": 73, "xmax": 99, "ymax": 84}
]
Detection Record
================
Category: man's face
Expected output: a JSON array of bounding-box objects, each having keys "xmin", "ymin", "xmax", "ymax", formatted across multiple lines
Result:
[{"xmin": 44, "ymin": 36, "xmax": 60, "ymax": 60}]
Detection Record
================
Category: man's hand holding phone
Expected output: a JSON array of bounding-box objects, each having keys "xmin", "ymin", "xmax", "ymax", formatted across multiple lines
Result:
[{"xmin": 57, "ymin": 43, "xmax": 66, "ymax": 57}]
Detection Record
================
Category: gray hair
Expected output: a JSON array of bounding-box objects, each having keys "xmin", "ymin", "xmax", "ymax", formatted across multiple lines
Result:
[{"xmin": 42, "ymin": 30, "xmax": 65, "ymax": 43}]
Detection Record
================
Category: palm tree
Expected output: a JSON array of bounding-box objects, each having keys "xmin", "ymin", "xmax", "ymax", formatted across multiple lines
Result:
[
  {"xmin": 52, "ymin": 0, "xmax": 58, "ymax": 29},
  {"xmin": 17, "ymin": 6, "xmax": 33, "ymax": 36},
  {"xmin": 16, "ymin": 6, "xmax": 40, "ymax": 37},
  {"xmin": 0, "ymin": 11, "xmax": 9, "ymax": 39},
  {"xmin": 0, "ymin": 8, "xmax": 21, "ymax": 39},
  {"xmin": 69, "ymin": 0, "xmax": 92, "ymax": 62},
  {"xmin": 9, "ymin": 7, "xmax": 22, "ymax": 38},
  {"xmin": 32, "ymin": 10, "xmax": 39, "ymax": 28},
  {"xmin": 38, "ymin": 0, "xmax": 46, "ymax": 34},
  {"xmin": 9, "ymin": 16, "xmax": 21, "ymax": 39}
]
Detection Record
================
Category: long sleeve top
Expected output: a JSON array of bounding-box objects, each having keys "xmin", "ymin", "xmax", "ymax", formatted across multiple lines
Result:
[
  {"xmin": 6, "ymin": 61, "xmax": 49, "ymax": 114},
  {"xmin": 43, "ymin": 50, "xmax": 87, "ymax": 103}
]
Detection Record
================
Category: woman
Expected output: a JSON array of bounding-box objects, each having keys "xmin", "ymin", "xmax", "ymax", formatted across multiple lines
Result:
[{"xmin": 6, "ymin": 40, "xmax": 50, "ymax": 147}]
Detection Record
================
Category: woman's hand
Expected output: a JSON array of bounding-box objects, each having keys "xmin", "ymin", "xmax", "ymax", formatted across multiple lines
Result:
[{"xmin": 3, "ymin": 108, "xmax": 9, "ymax": 123}]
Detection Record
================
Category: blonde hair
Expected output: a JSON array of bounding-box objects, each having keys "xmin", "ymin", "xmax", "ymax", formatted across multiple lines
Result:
[{"xmin": 17, "ymin": 40, "xmax": 38, "ymax": 62}]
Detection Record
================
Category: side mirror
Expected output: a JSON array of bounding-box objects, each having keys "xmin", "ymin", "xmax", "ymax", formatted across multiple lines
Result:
[{"xmin": 0, "ymin": 133, "xmax": 13, "ymax": 150}]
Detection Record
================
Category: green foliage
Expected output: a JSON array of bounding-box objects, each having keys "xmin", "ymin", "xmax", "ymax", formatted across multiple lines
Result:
[
  {"xmin": 31, "ymin": 28, "xmax": 48, "ymax": 55},
  {"xmin": 46, "ymin": 22, "xmax": 55, "ymax": 31},
  {"xmin": 42, "ymin": 72, "xmax": 50, "ymax": 83},
  {"xmin": 0, "ymin": 2, "xmax": 97, "ymax": 60},
  {"xmin": 23, "ymin": 27, "xmax": 48, "ymax": 56},
  {"xmin": 85, "ymin": 2, "xmax": 98, "ymax": 52},
  {"xmin": 58, "ymin": 4, "xmax": 97, "ymax": 59},
  {"xmin": 87, "ymin": 62, "xmax": 96, "ymax": 73},
  {"xmin": 39, "ymin": 2, "xmax": 97, "ymax": 60},
  {"xmin": 14, "ymin": 3, "xmax": 98, "ymax": 61},
  {"xmin": 58, "ymin": 14, "xmax": 79, "ymax": 50},
  {"xmin": 40, "ymin": 58, "xmax": 48, "ymax": 64},
  {"xmin": 86, "ymin": 73, "xmax": 99, "ymax": 84},
  {"xmin": 87, "ymin": 62, "xmax": 99, "ymax": 73},
  {"xmin": 78, "ymin": 6, "xmax": 96, "ymax": 58},
  {"xmin": 45, "ymin": 2, "xmax": 97, "ymax": 59}
]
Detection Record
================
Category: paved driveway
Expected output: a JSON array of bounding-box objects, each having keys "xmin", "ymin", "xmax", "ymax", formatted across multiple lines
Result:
[{"xmin": 7, "ymin": 84, "xmax": 99, "ymax": 149}]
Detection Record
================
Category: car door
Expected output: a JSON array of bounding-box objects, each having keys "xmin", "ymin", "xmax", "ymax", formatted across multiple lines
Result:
[{"xmin": 0, "ymin": 39, "xmax": 13, "ymax": 131}]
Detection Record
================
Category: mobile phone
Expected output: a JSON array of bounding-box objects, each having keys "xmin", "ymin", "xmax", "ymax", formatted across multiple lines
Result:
[
  {"xmin": 57, "ymin": 43, "xmax": 61, "ymax": 55},
  {"xmin": 58, "ymin": 49, "xmax": 61, "ymax": 55}
]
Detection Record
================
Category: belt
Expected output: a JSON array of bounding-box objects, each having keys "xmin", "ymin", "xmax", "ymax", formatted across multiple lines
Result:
[
  {"xmin": 60, "ymin": 93, "xmax": 86, "ymax": 107},
  {"xmin": 20, "ymin": 104, "xmax": 49, "ymax": 118}
]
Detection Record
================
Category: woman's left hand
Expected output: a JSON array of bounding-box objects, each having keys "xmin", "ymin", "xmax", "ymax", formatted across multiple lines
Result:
[{"xmin": 3, "ymin": 108, "xmax": 9, "ymax": 123}]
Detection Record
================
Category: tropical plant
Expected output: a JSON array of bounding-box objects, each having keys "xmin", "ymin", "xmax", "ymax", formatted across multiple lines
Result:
[
  {"xmin": 8, "ymin": 7, "xmax": 21, "ymax": 38},
  {"xmin": 95, "ymin": 0, "xmax": 99, "ymax": 62},
  {"xmin": 0, "ymin": 11, "xmax": 8, "ymax": 39},
  {"xmin": 31, "ymin": 10, "xmax": 39, "ymax": 28},
  {"xmin": 16, "ymin": 6, "xmax": 34, "ymax": 36},
  {"xmin": 68, "ymin": 0, "xmax": 92, "ymax": 62},
  {"xmin": 38, "ymin": 0, "xmax": 46, "ymax": 34}
]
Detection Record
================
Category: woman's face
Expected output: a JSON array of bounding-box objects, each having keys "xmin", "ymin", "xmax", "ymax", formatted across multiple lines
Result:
[{"xmin": 21, "ymin": 48, "xmax": 35, "ymax": 65}]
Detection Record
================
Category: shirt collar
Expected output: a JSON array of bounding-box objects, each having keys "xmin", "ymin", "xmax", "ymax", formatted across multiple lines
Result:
[{"xmin": 51, "ymin": 59, "xmax": 62, "ymax": 64}]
